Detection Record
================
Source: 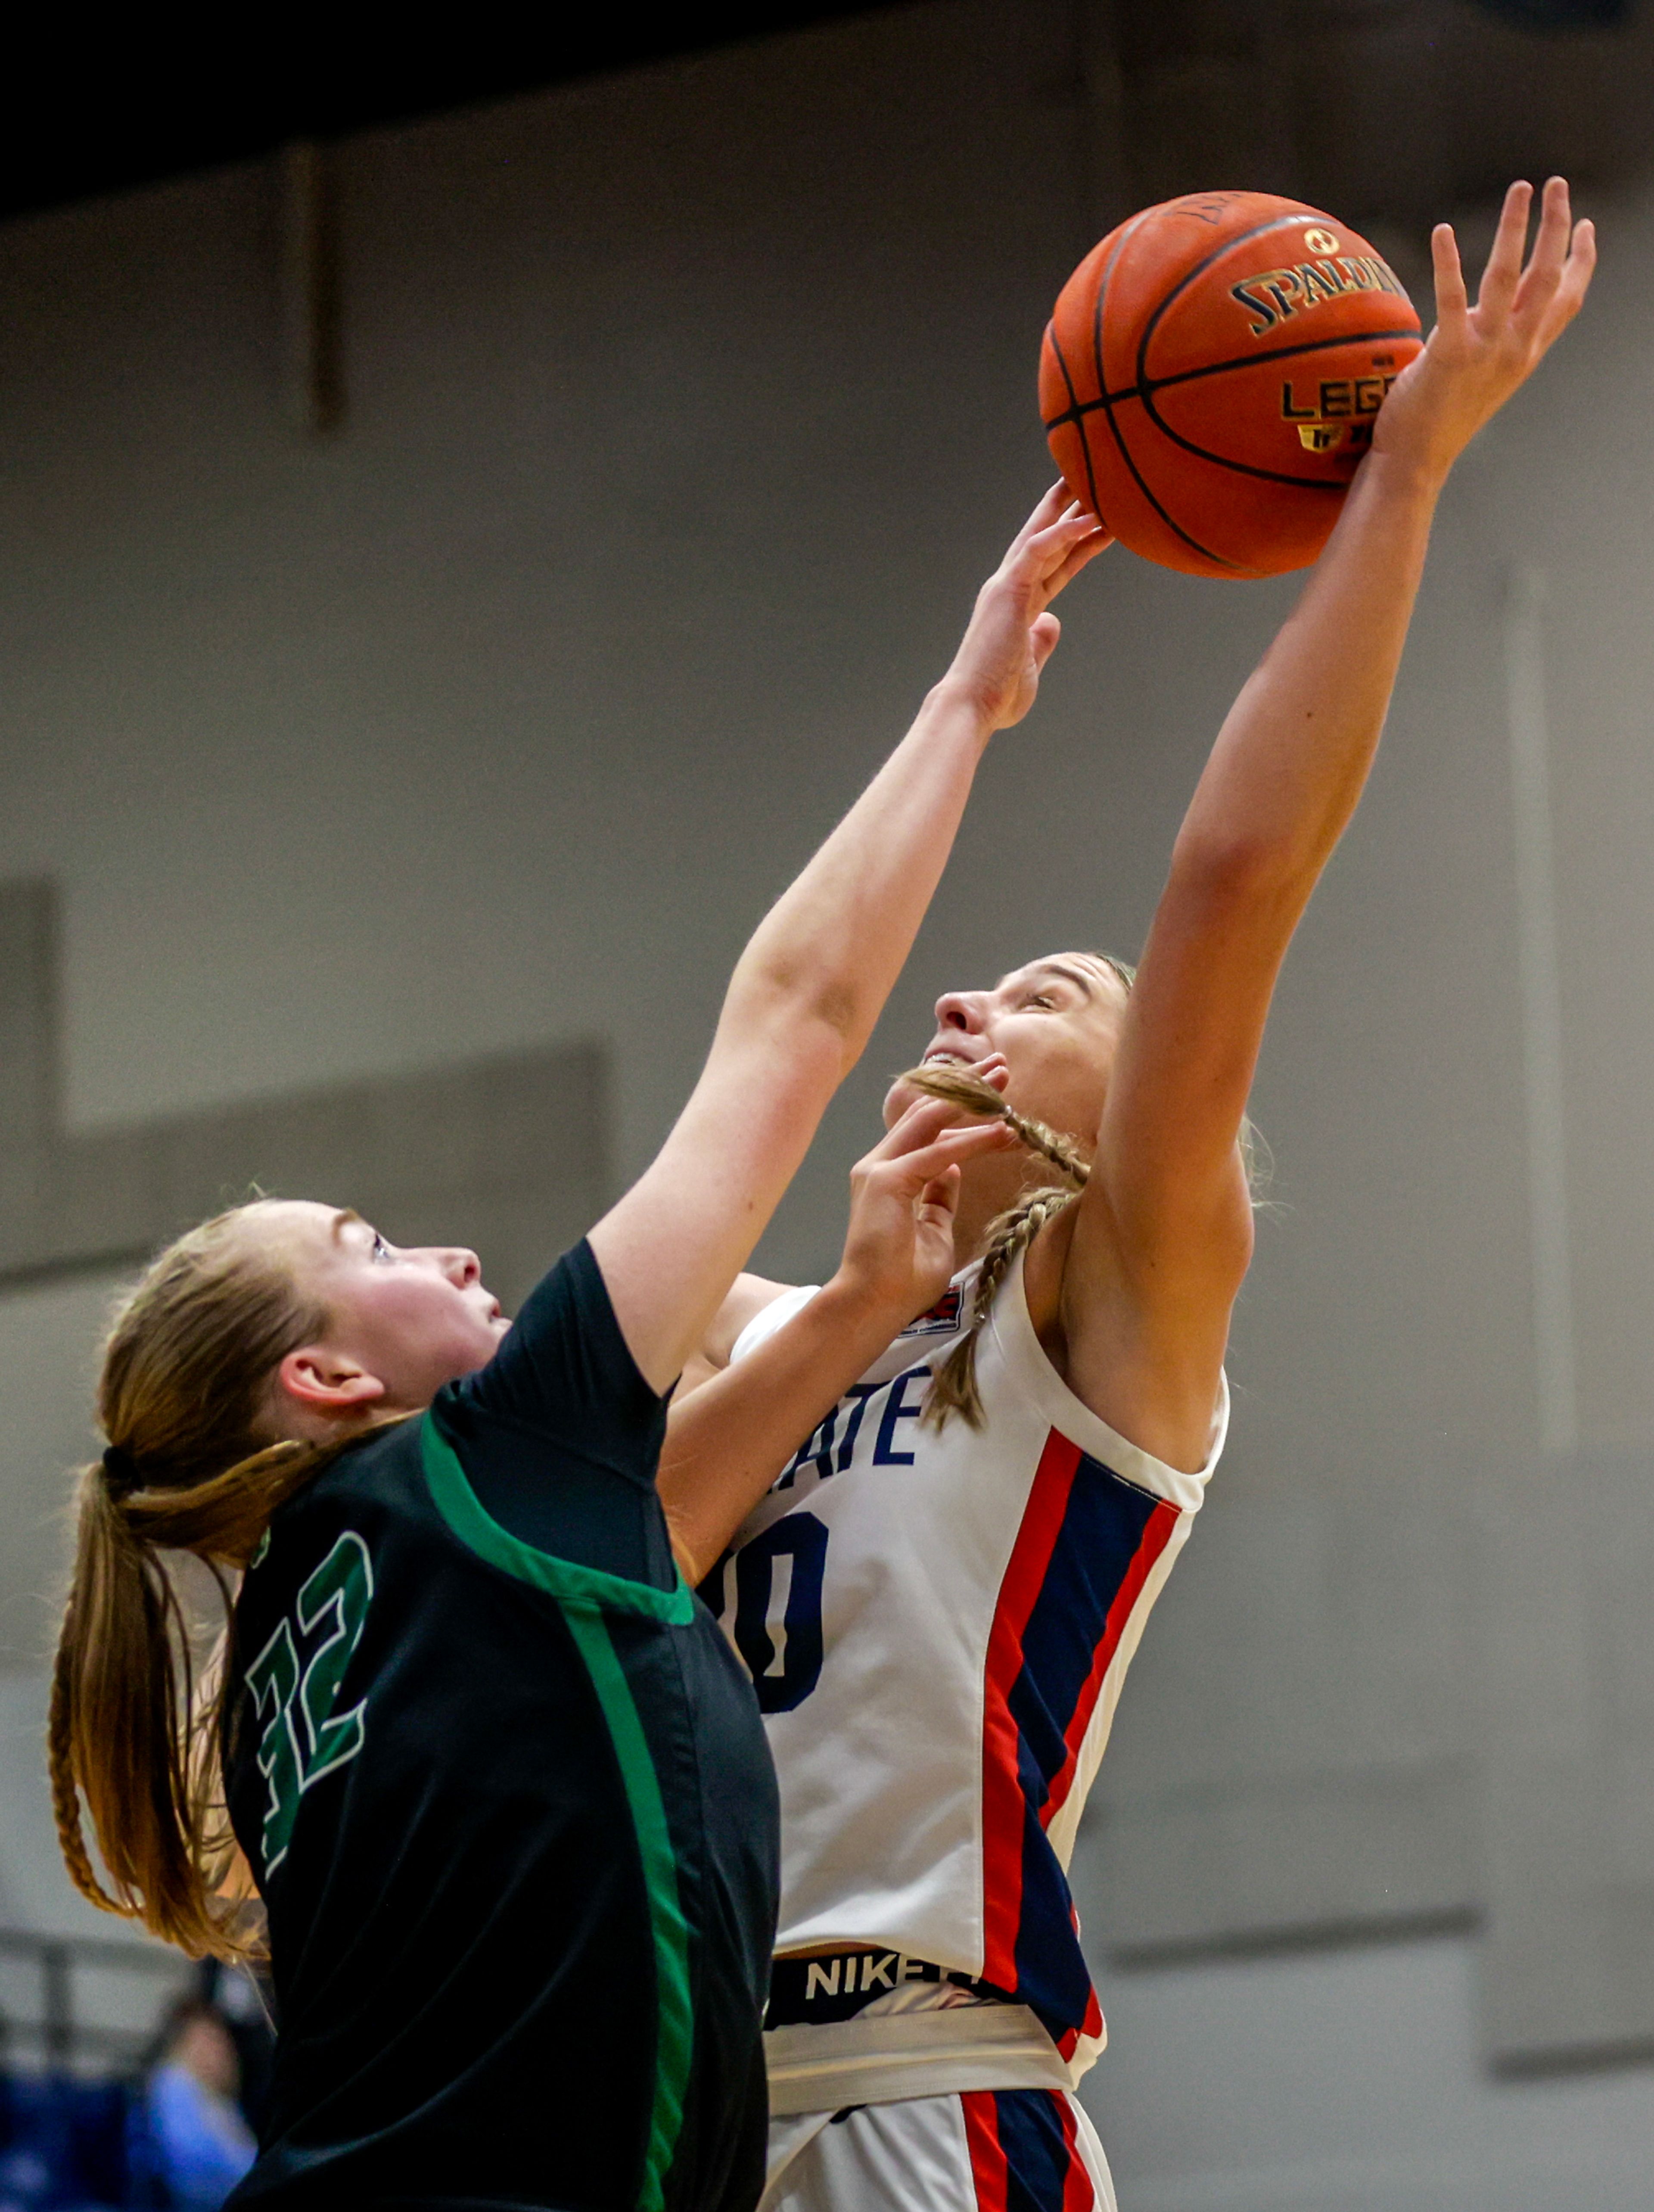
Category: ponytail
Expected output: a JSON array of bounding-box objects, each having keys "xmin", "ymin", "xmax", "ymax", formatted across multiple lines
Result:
[{"xmin": 48, "ymin": 1206, "xmax": 337, "ymax": 1960}]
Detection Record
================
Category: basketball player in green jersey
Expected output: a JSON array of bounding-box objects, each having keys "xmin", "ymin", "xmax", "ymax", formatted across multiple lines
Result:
[{"xmin": 48, "ymin": 487, "xmax": 1106, "ymax": 2212}]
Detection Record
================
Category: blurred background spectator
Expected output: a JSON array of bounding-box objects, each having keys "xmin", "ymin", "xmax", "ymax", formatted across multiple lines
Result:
[
  {"xmin": 0, "ymin": 1945, "xmax": 267, "ymax": 2212},
  {"xmin": 137, "ymin": 1999, "xmax": 256, "ymax": 2212},
  {"xmin": 186, "ymin": 1969, "xmax": 270, "ymax": 2144}
]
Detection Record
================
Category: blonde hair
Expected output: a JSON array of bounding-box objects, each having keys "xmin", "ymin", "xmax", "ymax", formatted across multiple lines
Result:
[
  {"xmin": 903, "ymin": 951, "xmax": 1265, "ymax": 1429},
  {"xmin": 904, "ymin": 1066, "xmax": 1091, "ymax": 1430},
  {"xmin": 49, "ymin": 1204, "xmax": 339, "ymax": 1960}
]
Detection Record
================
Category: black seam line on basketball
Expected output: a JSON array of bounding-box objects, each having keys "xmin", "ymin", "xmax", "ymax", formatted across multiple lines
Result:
[
  {"xmin": 1089, "ymin": 210, "xmax": 1147, "ymax": 448},
  {"xmin": 1045, "ymin": 322, "xmax": 1107, "ymax": 532},
  {"xmin": 1090, "ymin": 208, "xmax": 1150, "ymax": 412},
  {"xmin": 1091, "ymin": 210, "xmax": 1239, "ymax": 572},
  {"xmin": 1134, "ymin": 208, "xmax": 1348, "ymax": 398},
  {"xmin": 1094, "ymin": 391, "xmax": 1240, "ymax": 570},
  {"xmin": 1041, "ymin": 326, "xmax": 1423, "ymax": 432},
  {"xmin": 1135, "ymin": 399, "xmax": 1352, "ymax": 490},
  {"xmin": 1147, "ymin": 324, "xmax": 1419, "ymax": 395},
  {"xmin": 1137, "ymin": 329, "xmax": 1421, "ymax": 486}
]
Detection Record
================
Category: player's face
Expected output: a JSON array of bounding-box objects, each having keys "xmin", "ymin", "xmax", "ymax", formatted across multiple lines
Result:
[
  {"xmin": 251, "ymin": 1199, "xmax": 510, "ymax": 1411},
  {"xmin": 884, "ymin": 953, "xmax": 1129, "ymax": 1148}
]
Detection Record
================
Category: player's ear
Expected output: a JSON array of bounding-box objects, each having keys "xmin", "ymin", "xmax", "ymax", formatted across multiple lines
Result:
[{"xmin": 277, "ymin": 1346, "xmax": 387, "ymax": 1415}]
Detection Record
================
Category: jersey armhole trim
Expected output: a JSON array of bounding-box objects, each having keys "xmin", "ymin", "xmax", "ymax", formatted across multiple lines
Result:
[
  {"xmin": 986, "ymin": 1249, "xmax": 1227, "ymax": 1515},
  {"xmin": 420, "ymin": 1413, "xmax": 695, "ymax": 1623}
]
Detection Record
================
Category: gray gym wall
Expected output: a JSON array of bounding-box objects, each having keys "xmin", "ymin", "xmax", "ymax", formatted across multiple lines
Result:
[{"xmin": 1, "ymin": 1, "xmax": 1653, "ymax": 2199}]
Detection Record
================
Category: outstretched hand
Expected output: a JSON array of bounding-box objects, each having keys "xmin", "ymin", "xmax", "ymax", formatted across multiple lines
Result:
[
  {"xmin": 1374, "ymin": 176, "xmax": 1595, "ymax": 485},
  {"xmin": 938, "ymin": 485, "xmax": 1111, "ymax": 731},
  {"xmin": 832, "ymin": 1097, "xmax": 1016, "ymax": 1329}
]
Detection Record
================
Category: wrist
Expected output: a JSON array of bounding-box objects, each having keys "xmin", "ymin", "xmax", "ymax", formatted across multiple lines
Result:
[
  {"xmin": 818, "ymin": 1267, "xmax": 923, "ymax": 1348},
  {"xmin": 921, "ymin": 676, "xmax": 1000, "ymax": 743},
  {"xmin": 1360, "ymin": 441, "xmax": 1452, "ymax": 507}
]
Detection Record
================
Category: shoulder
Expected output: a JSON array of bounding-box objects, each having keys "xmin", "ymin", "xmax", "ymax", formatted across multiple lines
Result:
[
  {"xmin": 675, "ymin": 1272, "xmax": 800, "ymax": 1399},
  {"xmin": 455, "ymin": 1238, "xmax": 668, "ymax": 1452},
  {"xmin": 982, "ymin": 1239, "xmax": 1227, "ymax": 1512}
]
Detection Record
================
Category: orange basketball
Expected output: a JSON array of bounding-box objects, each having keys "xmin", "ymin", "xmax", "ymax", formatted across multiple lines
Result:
[{"xmin": 1040, "ymin": 191, "xmax": 1424, "ymax": 579}]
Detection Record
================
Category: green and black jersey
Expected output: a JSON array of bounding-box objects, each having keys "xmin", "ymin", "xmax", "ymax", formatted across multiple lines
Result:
[{"xmin": 221, "ymin": 1240, "xmax": 778, "ymax": 2212}]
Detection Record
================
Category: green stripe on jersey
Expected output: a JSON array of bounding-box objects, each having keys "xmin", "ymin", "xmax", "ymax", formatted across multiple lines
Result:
[
  {"xmin": 420, "ymin": 1415, "xmax": 695, "ymax": 2212},
  {"xmin": 420, "ymin": 1413, "xmax": 694, "ymax": 1621},
  {"xmin": 554, "ymin": 1603, "xmax": 694, "ymax": 2211}
]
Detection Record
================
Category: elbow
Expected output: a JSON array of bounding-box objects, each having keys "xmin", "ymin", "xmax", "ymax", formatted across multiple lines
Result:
[
  {"xmin": 764, "ymin": 957, "xmax": 862, "ymax": 1040},
  {"xmin": 672, "ymin": 1541, "xmax": 707, "ymax": 1591},
  {"xmin": 730, "ymin": 958, "xmax": 867, "ymax": 1074},
  {"xmin": 663, "ymin": 1508, "xmax": 708, "ymax": 1593},
  {"xmin": 1167, "ymin": 824, "xmax": 1309, "ymax": 915}
]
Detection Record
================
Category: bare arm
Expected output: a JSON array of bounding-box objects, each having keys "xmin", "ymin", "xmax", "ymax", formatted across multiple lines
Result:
[
  {"xmin": 591, "ymin": 491, "xmax": 1107, "ymax": 1391},
  {"xmin": 1051, "ymin": 179, "xmax": 1596, "ymax": 1468},
  {"xmin": 659, "ymin": 1100, "xmax": 1015, "ymax": 1582}
]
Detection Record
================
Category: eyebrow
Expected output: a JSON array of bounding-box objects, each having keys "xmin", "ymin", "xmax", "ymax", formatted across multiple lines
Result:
[
  {"xmin": 999, "ymin": 961, "xmax": 1096, "ymax": 999},
  {"xmin": 329, "ymin": 1207, "xmax": 365, "ymax": 1244}
]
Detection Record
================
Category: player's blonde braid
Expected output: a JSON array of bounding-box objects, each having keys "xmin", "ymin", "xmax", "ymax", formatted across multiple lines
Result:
[
  {"xmin": 897, "ymin": 953, "xmax": 1268, "ymax": 1429},
  {"xmin": 897, "ymin": 1064, "xmax": 1090, "ymax": 1431}
]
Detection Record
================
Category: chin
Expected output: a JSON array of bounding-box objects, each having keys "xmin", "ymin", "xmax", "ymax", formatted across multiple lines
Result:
[
  {"xmin": 431, "ymin": 1340, "xmax": 500, "ymax": 1393},
  {"xmin": 880, "ymin": 1078, "xmax": 919, "ymax": 1129}
]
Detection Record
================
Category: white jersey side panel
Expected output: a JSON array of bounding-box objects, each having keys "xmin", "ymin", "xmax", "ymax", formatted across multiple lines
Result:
[{"xmin": 708, "ymin": 1251, "xmax": 1225, "ymax": 2074}]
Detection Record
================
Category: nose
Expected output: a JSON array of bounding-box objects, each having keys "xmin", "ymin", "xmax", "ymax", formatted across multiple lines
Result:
[
  {"xmin": 934, "ymin": 989, "xmax": 989, "ymax": 1035},
  {"xmin": 438, "ymin": 1247, "xmax": 481, "ymax": 1289}
]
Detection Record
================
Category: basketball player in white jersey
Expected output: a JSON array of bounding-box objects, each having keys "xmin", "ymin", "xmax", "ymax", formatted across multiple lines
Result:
[{"xmin": 662, "ymin": 182, "xmax": 1593, "ymax": 2212}]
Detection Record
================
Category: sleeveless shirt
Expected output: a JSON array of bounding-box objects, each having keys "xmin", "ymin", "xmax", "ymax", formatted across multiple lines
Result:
[{"xmin": 701, "ymin": 1249, "xmax": 1225, "ymax": 2085}]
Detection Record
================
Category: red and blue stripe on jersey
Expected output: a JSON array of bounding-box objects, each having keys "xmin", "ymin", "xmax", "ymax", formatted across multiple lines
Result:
[
  {"xmin": 981, "ymin": 1428, "xmax": 1180, "ymax": 2055},
  {"xmin": 961, "ymin": 2088, "xmax": 1097, "ymax": 2212}
]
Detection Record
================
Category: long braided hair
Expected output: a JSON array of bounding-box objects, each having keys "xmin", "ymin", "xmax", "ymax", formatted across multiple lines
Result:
[
  {"xmin": 50, "ymin": 1204, "xmax": 347, "ymax": 1961},
  {"xmin": 900, "ymin": 949, "xmax": 1262, "ymax": 1429},
  {"xmin": 900, "ymin": 1064, "xmax": 1092, "ymax": 1431}
]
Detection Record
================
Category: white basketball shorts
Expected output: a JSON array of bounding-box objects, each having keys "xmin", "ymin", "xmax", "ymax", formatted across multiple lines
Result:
[{"xmin": 760, "ymin": 2088, "xmax": 1118, "ymax": 2212}]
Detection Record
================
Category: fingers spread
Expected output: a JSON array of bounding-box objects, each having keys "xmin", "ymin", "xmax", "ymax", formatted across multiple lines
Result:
[
  {"xmin": 1431, "ymin": 222, "xmax": 1470, "ymax": 333},
  {"xmin": 1050, "ymin": 527, "xmax": 1113, "ymax": 593},
  {"xmin": 1024, "ymin": 508, "xmax": 1104, "ymax": 579},
  {"xmin": 1541, "ymin": 217, "xmax": 1596, "ymax": 343},
  {"xmin": 1010, "ymin": 483, "xmax": 1077, "ymax": 559},
  {"xmin": 1511, "ymin": 177, "xmax": 1572, "ymax": 338},
  {"xmin": 884, "ymin": 1123, "xmax": 1016, "ymax": 1191},
  {"xmin": 915, "ymin": 1164, "xmax": 963, "ymax": 1219},
  {"xmin": 1475, "ymin": 179, "xmax": 1532, "ymax": 320},
  {"xmin": 875, "ymin": 1096, "xmax": 963, "ymax": 1158}
]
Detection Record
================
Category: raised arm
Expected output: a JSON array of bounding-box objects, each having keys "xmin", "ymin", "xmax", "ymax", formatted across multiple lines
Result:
[
  {"xmin": 1051, "ymin": 178, "xmax": 1595, "ymax": 1469},
  {"xmin": 591, "ymin": 490, "xmax": 1107, "ymax": 1392}
]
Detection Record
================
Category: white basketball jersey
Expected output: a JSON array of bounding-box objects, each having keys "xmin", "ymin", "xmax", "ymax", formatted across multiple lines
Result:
[{"xmin": 702, "ymin": 1249, "xmax": 1227, "ymax": 2079}]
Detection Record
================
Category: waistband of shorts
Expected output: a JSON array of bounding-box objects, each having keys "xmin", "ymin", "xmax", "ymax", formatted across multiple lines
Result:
[
  {"xmin": 763, "ymin": 2001, "xmax": 1073, "ymax": 2119},
  {"xmin": 766, "ymin": 1949, "xmax": 1013, "ymax": 2029}
]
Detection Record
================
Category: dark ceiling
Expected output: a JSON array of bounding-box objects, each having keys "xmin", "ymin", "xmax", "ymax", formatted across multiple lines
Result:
[
  {"xmin": 1097, "ymin": 0, "xmax": 1653, "ymax": 241},
  {"xmin": 2, "ymin": 0, "xmax": 1645, "ymax": 232},
  {"xmin": 0, "ymin": 10, "xmax": 899, "ymax": 227}
]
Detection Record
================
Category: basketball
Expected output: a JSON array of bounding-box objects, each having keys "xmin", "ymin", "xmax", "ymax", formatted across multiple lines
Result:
[{"xmin": 1041, "ymin": 192, "xmax": 1424, "ymax": 579}]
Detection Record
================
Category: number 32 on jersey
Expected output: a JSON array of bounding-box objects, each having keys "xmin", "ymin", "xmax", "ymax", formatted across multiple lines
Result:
[{"xmin": 244, "ymin": 1532, "xmax": 375, "ymax": 1872}]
